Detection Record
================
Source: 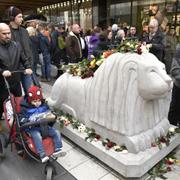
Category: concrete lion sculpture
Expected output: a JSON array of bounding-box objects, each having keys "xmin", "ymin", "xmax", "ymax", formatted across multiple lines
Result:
[{"xmin": 48, "ymin": 52, "xmax": 172, "ymax": 153}]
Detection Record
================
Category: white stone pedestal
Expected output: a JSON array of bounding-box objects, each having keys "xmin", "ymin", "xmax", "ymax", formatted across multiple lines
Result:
[{"xmin": 59, "ymin": 125, "xmax": 180, "ymax": 179}]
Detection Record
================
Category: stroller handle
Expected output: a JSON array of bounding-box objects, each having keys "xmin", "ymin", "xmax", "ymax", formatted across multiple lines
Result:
[
  {"xmin": 20, "ymin": 118, "xmax": 56, "ymax": 131},
  {"xmin": 11, "ymin": 70, "xmax": 26, "ymax": 74},
  {"xmin": 3, "ymin": 69, "xmax": 40, "ymax": 88}
]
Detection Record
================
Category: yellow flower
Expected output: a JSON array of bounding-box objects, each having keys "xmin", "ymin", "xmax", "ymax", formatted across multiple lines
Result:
[{"xmin": 89, "ymin": 59, "xmax": 96, "ymax": 68}]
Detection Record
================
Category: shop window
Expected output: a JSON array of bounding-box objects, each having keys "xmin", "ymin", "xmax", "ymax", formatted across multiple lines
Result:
[{"xmin": 109, "ymin": 2, "xmax": 131, "ymax": 25}]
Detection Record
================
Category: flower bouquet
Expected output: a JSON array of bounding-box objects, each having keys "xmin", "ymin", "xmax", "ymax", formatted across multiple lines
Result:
[{"xmin": 118, "ymin": 39, "xmax": 150, "ymax": 54}]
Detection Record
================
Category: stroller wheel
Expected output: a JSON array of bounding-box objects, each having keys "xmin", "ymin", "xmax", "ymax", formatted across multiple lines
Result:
[
  {"xmin": 45, "ymin": 165, "xmax": 53, "ymax": 180},
  {"xmin": 0, "ymin": 134, "xmax": 5, "ymax": 158}
]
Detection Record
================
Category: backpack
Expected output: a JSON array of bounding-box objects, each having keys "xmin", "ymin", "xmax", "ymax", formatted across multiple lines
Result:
[{"xmin": 58, "ymin": 36, "xmax": 65, "ymax": 50}]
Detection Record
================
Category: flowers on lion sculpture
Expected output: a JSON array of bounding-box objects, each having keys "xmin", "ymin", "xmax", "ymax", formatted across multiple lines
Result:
[
  {"xmin": 62, "ymin": 40, "xmax": 151, "ymax": 79},
  {"xmin": 48, "ymin": 52, "xmax": 172, "ymax": 153}
]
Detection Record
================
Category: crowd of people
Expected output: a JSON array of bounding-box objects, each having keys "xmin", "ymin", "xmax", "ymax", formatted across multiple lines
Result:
[{"xmin": 0, "ymin": 5, "xmax": 180, "ymax": 161}]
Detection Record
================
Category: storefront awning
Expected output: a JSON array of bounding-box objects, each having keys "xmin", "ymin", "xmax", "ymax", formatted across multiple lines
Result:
[{"xmin": 0, "ymin": 0, "xmax": 65, "ymax": 11}]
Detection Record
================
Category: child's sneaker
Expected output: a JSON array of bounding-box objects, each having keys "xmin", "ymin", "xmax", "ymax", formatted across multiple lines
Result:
[
  {"xmin": 52, "ymin": 150, "xmax": 66, "ymax": 158},
  {"xmin": 41, "ymin": 156, "xmax": 49, "ymax": 163}
]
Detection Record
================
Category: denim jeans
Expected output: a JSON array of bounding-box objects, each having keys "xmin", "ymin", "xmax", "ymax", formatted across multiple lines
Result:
[
  {"xmin": 41, "ymin": 53, "xmax": 51, "ymax": 79},
  {"xmin": 21, "ymin": 74, "xmax": 33, "ymax": 95},
  {"xmin": 28, "ymin": 127, "xmax": 62, "ymax": 158}
]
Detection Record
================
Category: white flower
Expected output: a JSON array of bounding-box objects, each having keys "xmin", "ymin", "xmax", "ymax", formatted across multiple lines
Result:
[
  {"xmin": 121, "ymin": 150, "xmax": 128, "ymax": 154},
  {"xmin": 168, "ymin": 158, "xmax": 175, "ymax": 163},
  {"xmin": 126, "ymin": 42, "xmax": 130, "ymax": 46},
  {"xmin": 130, "ymin": 44, "xmax": 134, "ymax": 48},
  {"xmin": 66, "ymin": 69, "xmax": 70, "ymax": 73},
  {"xmin": 60, "ymin": 116, "xmax": 67, "ymax": 121},
  {"xmin": 169, "ymin": 127, "xmax": 175, "ymax": 133},
  {"xmin": 113, "ymin": 145, "xmax": 121, "ymax": 151},
  {"xmin": 77, "ymin": 70, "xmax": 82, "ymax": 76},
  {"xmin": 140, "ymin": 45, "xmax": 149, "ymax": 53},
  {"xmin": 90, "ymin": 55, "xmax": 95, "ymax": 59},
  {"xmin": 96, "ymin": 60, "xmax": 103, "ymax": 66},
  {"xmin": 78, "ymin": 124, "xmax": 86, "ymax": 133}
]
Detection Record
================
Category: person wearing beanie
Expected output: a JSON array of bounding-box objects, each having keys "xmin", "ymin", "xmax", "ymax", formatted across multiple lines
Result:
[
  {"xmin": 18, "ymin": 86, "xmax": 66, "ymax": 163},
  {"xmin": 7, "ymin": 6, "xmax": 36, "ymax": 95},
  {"xmin": 8, "ymin": 6, "xmax": 22, "ymax": 21}
]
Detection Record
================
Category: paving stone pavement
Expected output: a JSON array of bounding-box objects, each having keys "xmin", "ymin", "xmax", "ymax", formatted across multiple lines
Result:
[
  {"xmin": 0, "ymin": 130, "xmax": 77, "ymax": 180},
  {"xmin": 41, "ymin": 81, "xmax": 180, "ymax": 180}
]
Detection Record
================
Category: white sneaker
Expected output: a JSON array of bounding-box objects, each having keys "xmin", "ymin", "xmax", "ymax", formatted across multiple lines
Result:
[
  {"xmin": 41, "ymin": 156, "xmax": 49, "ymax": 163},
  {"xmin": 52, "ymin": 151, "xmax": 66, "ymax": 158}
]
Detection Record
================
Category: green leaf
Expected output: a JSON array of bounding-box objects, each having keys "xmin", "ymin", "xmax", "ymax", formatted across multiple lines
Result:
[
  {"xmin": 158, "ymin": 174, "xmax": 168, "ymax": 179},
  {"xmin": 175, "ymin": 127, "xmax": 180, "ymax": 133}
]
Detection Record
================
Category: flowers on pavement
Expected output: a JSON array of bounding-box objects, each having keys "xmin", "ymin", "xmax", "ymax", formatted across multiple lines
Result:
[
  {"xmin": 148, "ymin": 152, "xmax": 180, "ymax": 179},
  {"xmin": 56, "ymin": 110, "xmax": 180, "ymax": 179}
]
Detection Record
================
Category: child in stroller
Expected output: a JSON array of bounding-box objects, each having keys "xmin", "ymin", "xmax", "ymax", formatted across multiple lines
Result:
[{"xmin": 18, "ymin": 85, "xmax": 66, "ymax": 163}]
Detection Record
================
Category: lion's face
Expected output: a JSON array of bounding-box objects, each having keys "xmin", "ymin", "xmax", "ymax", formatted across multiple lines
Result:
[{"xmin": 137, "ymin": 54, "xmax": 172, "ymax": 100}]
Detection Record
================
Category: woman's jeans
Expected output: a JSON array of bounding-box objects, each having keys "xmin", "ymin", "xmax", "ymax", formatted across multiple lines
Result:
[{"xmin": 28, "ymin": 127, "xmax": 62, "ymax": 158}]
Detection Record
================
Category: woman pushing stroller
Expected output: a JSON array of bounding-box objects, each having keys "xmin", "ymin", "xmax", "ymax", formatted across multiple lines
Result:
[{"xmin": 18, "ymin": 86, "xmax": 66, "ymax": 163}]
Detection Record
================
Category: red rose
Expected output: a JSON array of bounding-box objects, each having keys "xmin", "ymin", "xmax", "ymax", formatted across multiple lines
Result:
[
  {"xmin": 167, "ymin": 166, "xmax": 172, "ymax": 171},
  {"xmin": 95, "ymin": 134, "xmax": 101, "ymax": 140},
  {"xmin": 106, "ymin": 141, "xmax": 114, "ymax": 148},
  {"xmin": 151, "ymin": 142, "xmax": 157, "ymax": 147},
  {"xmin": 137, "ymin": 46, "xmax": 142, "ymax": 55},
  {"xmin": 165, "ymin": 159, "xmax": 174, "ymax": 165},
  {"xmin": 160, "ymin": 137, "xmax": 167, "ymax": 143}
]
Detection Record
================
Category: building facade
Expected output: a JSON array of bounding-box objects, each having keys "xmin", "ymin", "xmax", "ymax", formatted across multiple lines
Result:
[{"xmin": 38, "ymin": 0, "xmax": 179, "ymax": 41}]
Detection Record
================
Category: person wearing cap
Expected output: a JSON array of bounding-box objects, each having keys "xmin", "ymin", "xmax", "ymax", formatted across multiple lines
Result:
[
  {"xmin": 18, "ymin": 86, "xmax": 66, "ymax": 163},
  {"xmin": 0, "ymin": 23, "xmax": 32, "ymax": 124},
  {"xmin": 7, "ymin": 6, "xmax": 35, "ymax": 95}
]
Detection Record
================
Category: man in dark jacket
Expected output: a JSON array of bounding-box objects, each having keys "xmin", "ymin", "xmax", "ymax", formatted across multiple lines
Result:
[
  {"xmin": 0, "ymin": 23, "xmax": 32, "ymax": 120},
  {"xmin": 8, "ymin": 6, "xmax": 34, "ymax": 94},
  {"xmin": 141, "ymin": 18, "xmax": 165, "ymax": 62},
  {"xmin": 168, "ymin": 44, "xmax": 180, "ymax": 127},
  {"xmin": 66, "ymin": 24, "xmax": 83, "ymax": 63}
]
